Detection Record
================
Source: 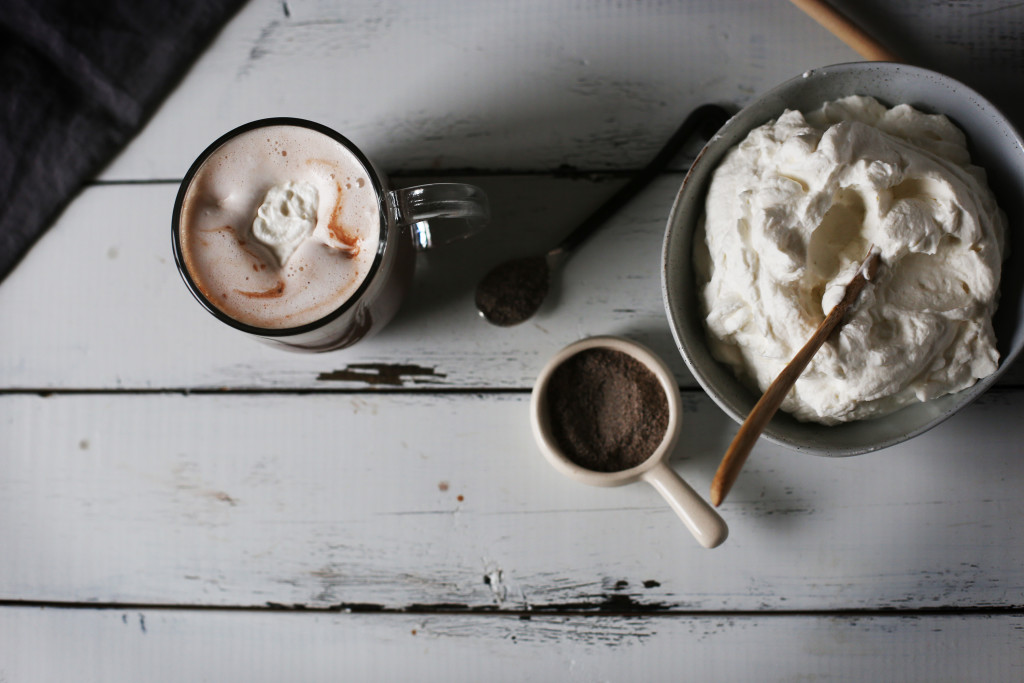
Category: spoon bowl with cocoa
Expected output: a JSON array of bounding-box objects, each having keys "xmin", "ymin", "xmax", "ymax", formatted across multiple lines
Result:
[{"xmin": 476, "ymin": 104, "xmax": 730, "ymax": 327}]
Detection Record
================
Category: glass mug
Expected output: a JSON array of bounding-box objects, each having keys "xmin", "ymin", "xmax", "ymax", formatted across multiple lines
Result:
[{"xmin": 172, "ymin": 117, "xmax": 489, "ymax": 351}]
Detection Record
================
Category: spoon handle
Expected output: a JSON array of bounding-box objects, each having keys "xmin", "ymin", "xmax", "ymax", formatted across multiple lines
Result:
[
  {"xmin": 710, "ymin": 249, "xmax": 882, "ymax": 507},
  {"xmin": 788, "ymin": 0, "xmax": 901, "ymax": 62},
  {"xmin": 555, "ymin": 104, "xmax": 731, "ymax": 255}
]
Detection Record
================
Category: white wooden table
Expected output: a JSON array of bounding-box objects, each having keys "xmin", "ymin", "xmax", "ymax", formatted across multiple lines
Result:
[{"xmin": 3, "ymin": 1, "xmax": 1023, "ymax": 680}]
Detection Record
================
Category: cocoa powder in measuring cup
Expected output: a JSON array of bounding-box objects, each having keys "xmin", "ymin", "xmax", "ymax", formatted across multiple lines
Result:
[{"xmin": 545, "ymin": 347, "xmax": 669, "ymax": 472}]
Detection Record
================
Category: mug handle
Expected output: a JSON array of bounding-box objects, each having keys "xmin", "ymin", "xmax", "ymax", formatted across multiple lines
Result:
[
  {"xmin": 389, "ymin": 183, "xmax": 490, "ymax": 250},
  {"xmin": 642, "ymin": 461, "xmax": 729, "ymax": 549}
]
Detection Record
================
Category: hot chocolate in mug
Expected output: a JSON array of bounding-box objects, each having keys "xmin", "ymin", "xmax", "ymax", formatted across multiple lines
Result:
[{"xmin": 172, "ymin": 117, "xmax": 489, "ymax": 351}]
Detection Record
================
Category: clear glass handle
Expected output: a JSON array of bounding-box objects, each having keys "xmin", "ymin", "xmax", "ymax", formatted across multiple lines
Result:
[{"xmin": 389, "ymin": 183, "xmax": 490, "ymax": 250}]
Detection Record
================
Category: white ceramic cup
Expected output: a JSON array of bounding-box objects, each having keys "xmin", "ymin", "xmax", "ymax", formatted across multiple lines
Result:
[{"xmin": 530, "ymin": 336, "xmax": 728, "ymax": 549}]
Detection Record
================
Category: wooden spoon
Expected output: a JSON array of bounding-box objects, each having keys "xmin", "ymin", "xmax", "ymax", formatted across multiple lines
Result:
[
  {"xmin": 788, "ymin": 0, "xmax": 900, "ymax": 62},
  {"xmin": 708, "ymin": 2, "xmax": 893, "ymax": 508},
  {"xmin": 710, "ymin": 248, "xmax": 882, "ymax": 507}
]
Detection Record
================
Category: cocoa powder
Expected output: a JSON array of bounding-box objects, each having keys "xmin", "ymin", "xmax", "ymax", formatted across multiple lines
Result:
[
  {"xmin": 545, "ymin": 347, "xmax": 669, "ymax": 472},
  {"xmin": 475, "ymin": 256, "xmax": 550, "ymax": 326}
]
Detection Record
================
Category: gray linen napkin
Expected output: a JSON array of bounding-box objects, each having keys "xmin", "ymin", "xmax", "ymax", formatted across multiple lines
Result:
[{"xmin": 0, "ymin": 0, "xmax": 247, "ymax": 283}]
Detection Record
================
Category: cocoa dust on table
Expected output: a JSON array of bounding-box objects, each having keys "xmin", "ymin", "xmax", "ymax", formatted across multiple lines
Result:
[{"xmin": 545, "ymin": 347, "xmax": 669, "ymax": 472}]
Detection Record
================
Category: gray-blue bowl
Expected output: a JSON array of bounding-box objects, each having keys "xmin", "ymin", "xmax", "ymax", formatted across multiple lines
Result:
[{"xmin": 662, "ymin": 62, "xmax": 1024, "ymax": 456}]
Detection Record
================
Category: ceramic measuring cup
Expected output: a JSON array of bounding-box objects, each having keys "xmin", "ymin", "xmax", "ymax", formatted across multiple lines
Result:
[{"xmin": 530, "ymin": 336, "xmax": 728, "ymax": 549}]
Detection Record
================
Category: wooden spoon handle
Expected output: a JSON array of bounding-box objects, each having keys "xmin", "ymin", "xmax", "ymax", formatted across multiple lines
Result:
[
  {"xmin": 788, "ymin": 0, "xmax": 901, "ymax": 62},
  {"xmin": 710, "ymin": 250, "xmax": 881, "ymax": 507}
]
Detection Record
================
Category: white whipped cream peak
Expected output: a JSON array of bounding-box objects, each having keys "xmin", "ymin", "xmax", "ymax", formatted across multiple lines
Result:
[
  {"xmin": 251, "ymin": 181, "xmax": 319, "ymax": 266},
  {"xmin": 698, "ymin": 95, "xmax": 1006, "ymax": 424}
]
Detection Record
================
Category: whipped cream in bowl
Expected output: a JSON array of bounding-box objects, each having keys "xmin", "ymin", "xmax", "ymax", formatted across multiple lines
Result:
[
  {"xmin": 700, "ymin": 95, "xmax": 1005, "ymax": 425},
  {"xmin": 663, "ymin": 63, "xmax": 1024, "ymax": 456}
]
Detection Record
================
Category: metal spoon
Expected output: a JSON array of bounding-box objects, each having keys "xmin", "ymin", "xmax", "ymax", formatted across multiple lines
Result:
[{"xmin": 475, "ymin": 103, "xmax": 731, "ymax": 327}]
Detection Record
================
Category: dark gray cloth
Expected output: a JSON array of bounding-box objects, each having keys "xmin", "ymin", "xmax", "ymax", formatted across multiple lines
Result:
[{"xmin": 0, "ymin": 0, "xmax": 247, "ymax": 283}]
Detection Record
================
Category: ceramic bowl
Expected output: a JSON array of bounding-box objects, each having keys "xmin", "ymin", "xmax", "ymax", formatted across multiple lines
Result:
[{"xmin": 661, "ymin": 62, "xmax": 1024, "ymax": 456}]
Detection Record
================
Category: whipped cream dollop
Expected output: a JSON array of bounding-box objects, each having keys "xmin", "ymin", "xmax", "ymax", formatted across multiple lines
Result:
[
  {"xmin": 251, "ymin": 181, "xmax": 319, "ymax": 265},
  {"xmin": 697, "ymin": 95, "xmax": 1006, "ymax": 424}
]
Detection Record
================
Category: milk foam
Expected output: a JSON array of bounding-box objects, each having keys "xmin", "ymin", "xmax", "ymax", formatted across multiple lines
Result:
[{"xmin": 179, "ymin": 125, "xmax": 380, "ymax": 329}]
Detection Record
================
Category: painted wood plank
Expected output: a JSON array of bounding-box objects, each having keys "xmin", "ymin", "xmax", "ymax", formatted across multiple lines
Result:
[
  {"xmin": 0, "ymin": 175, "xmax": 733, "ymax": 390},
  {"xmin": 1, "ymin": 606, "xmax": 1021, "ymax": 682},
  {"xmin": 4, "ymin": 1, "xmax": 1021, "ymax": 675},
  {"xmin": 4, "ymin": 180, "xmax": 1022, "ymax": 390},
  {"xmin": 2, "ymin": 391, "xmax": 1022, "ymax": 610},
  {"xmin": 100, "ymin": 0, "xmax": 1024, "ymax": 181},
  {"xmin": 101, "ymin": 0, "xmax": 862, "ymax": 180}
]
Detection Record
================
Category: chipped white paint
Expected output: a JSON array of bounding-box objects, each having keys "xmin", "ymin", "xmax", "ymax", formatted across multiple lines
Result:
[
  {"xmin": 3, "ymin": 0, "xmax": 1024, "ymax": 679},
  {"xmin": 1, "ymin": 608, "xmax": 1022, "ymax": 682},
  {"xmin": 2, "ymin": 178, "xmax": 1020, "ymax": 390},
  {"xmin": 0, "ymin": 176, "xmax": 715, "ymax": 390},
  {"xmin": 103, "ymin": 0, "xmax": 854, "ymax": 179},
  {"xmin": 1, "ymin": 391, "xmax": 1022, "ymax": 610},
  {"xmin": 101, "ymin": 0, "xmax": 1024, "ymax": 180}
]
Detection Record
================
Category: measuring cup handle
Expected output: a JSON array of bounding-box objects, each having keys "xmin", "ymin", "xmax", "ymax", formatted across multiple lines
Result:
[
  {"xmin": 642, "ymin": 461, "xmax": 728, "ymax": 549},
  {"xmin": 389, "ymin": 183, "xmax": 490, "ymax": 250}
]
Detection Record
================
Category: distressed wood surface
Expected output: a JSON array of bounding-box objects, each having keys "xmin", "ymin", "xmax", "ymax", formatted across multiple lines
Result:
[
  {"xmin": 0, "ymin": 176, "xmax": 689, "ymax": 390},
  {"xmin": 101, "ymin": 0, "xmax": 846, "ymax": 179},
  {"xmin": 99, "ymin": 0, "xmax": 1024, "ymax": 180},
  {"xmin": 4, "ymin": 0, "xmax": 1024, "ymax": 680},
  {"xmin": 2, "ymin": 391, "xmax": 1022, "ymax": 611},
  {"xmin": 2, "ymin": 608, "xmax": 1022, "ymax": 682},
  {"xmin": 2, "ymin": 178, "xmax": 1022, "ymax": 390}
]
